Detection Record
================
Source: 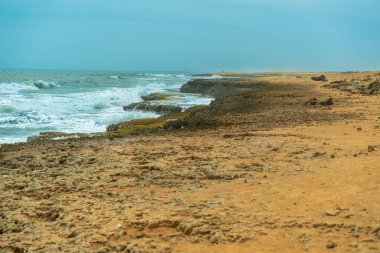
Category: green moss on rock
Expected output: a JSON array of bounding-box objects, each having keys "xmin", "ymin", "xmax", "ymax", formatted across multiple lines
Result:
[
  {"xmin": 106, "ymin": 106, "xmax": 208, "ymax": 138},
  {"xmin": 141, "ymin": 93, "xmax": 176, "ymax": 101}
]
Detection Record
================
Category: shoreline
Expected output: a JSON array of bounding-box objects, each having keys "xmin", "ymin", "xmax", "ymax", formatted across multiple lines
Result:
[
  {"xmin": 3, "ymin": 69, "xmax": 377, "ymax": 145},
  {"xmin": 1, "ymin": 70, "xmax": 379, "ymax": 252}
]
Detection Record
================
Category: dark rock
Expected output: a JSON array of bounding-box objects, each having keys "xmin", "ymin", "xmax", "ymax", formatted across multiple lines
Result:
[
  {"xmin": 311, "ymin": 75, "xmax": 327, "ymax": 82},
  {"xmin": 123, "ymin": 102, "xmax": 182, "ymax": 115},
  {"xmin": 164, "ymin": 119, "xmax": 185, "ymax": 130},
  {"xmin": 67, "ymin": 229, "xmax": 82, "ymax": 238},
  {"xmin": 43, "ymin": 208, "xmax": 61, "ymax": 221},
  {"xmin": 306, "ymin": 97, "xmax": 333, "ymax": 106},
  {"xmin": 180, "ymin": 78, "xmax": 263, "ymax": 97},
  {"xmin": 330, "ymin": 80, "xmax": 348, "ymax": 86},
  {"xmin": 368, "ymin": 81, "xmax": 380, "ymax": 94},
  {"xmin": 87, "ymin": 158, "xmax": 96, "ymax": 164},
  {"xmin": 319, "ymin": 97, "xmax": 334, "ymax": 106},
  {"xmin": 58, "ymin": 156, "xmax": 67, "ymax": 164},
  {"xmin": 327, "ymin": 79, "xmax": 380, "ymax": 95},
  {"xmin": 326, "ymin": 241, "xmax": 337, "ymax": 249},
  {"xmin": 311, "ymin": 151, "xmax": 325, "ymax": 158},
  {"xmin": 372, "ymin": 226, "xmax": 380, "ymax": 239},
  {"xmin": 368, "ymin": 145, "xmax": 375, "ymax": 152},
  {"xmin": 0, "ymin": 247, "xmax": 25, "ymax": 253},
  {"xmin": 106, "ymin": 123, "xmax": 119, "ymax": 132},
  {"xmin": 141, "ymin": 93, "xmax": 174, "ymax": 101}
]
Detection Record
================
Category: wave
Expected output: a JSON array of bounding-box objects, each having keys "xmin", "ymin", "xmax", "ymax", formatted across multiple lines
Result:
[
  {"xmin": 93, "ymin": 102, "xmax": 108, "ymax": 110},
  {"xmin": 0, "ymin": 80, "xmax": 59, "ymax": 94},
  {"xmin": 208, "ymin": 75, "xmax": 223, "ymax": 79},
  {"xmin": 146, "ymin": 73, "xmax": 189, "ymax": 79},
  {"xmin": 32, "ymin": 80, "xmax": 60, "ymax": 89},
  {"xmin": 0, "ymin": 82, "xmax": 38, "ymax": 94},
  {"xmin": 0, "ymin": 72, "xmax": 210, "ymax": 144}
]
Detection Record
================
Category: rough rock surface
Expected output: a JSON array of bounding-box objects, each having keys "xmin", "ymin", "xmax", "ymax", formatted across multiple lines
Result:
[
  {"xmin": 306, "ymin": 97, "xmax": 334, "ymax": 106},
  {"xmin": 1, "ymin": 71, "xmax": 380, "ymax": 253},
  {"xmin": 325, "ymin": 79, "xmax": 380, "ymax": 95},
  {"xmin": 311, "ymin": 75, "xmax": 327, "ymax": 82},
  {"xmin": 141, "ymin": 93, "xmax": 174, "ymax": 101},
  {"xmin": 180, "ymin": 78, "xmax": 265, "ymax": 97},
  {"xmin": 123, "ymin": 102, "xmax": 182, "ymax": 115}
]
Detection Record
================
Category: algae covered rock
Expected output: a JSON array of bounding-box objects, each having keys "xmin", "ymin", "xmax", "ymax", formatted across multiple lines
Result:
[
  {"xmin": 141, "ymin": 93, "xmax": 175, "ymax": 101},
  {"xmin": 123, "ymin": 102, "xmax": 182, "ymax": 115}
]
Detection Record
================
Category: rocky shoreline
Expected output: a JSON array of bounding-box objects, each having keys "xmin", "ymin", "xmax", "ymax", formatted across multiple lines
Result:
[{"xmin": 1, "ymin": 71, "xmax": 380, "ymax": 253}]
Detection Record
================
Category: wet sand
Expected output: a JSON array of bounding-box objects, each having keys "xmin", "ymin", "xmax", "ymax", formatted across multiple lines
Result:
[{"xmin": 1, "ymin": 71, "xmax": 380, "ymax": 252}]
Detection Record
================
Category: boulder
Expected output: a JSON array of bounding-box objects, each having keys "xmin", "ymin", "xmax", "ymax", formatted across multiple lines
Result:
[{"xmin": 311, "ymin": 75, "xmax": 327, "ymax": 82}]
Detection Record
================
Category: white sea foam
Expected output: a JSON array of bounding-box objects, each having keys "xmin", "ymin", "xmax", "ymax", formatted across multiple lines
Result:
[
  {"xmin": 0, "ymin": 72, "xmax": 211, "ymax": 144},
  {"xmin": 208, "ymin": 75, "xmax": 223, "ymax": 79},
  {"xmin": 0, "ymin": 82, "xmax": 38, "ymax": 94},
  {"xmin": 0, "ymin": 80, "xmax": 59, "ymax": 94}
]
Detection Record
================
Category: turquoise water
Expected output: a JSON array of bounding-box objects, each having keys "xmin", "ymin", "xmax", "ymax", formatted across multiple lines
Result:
[{"xmin": 0, "ymin": 70, "xmax": 213, "ymax": 143}]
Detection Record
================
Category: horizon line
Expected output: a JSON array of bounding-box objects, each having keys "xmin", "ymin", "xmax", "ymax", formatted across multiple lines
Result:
[{"xmin": 1, "ymin": 67, "xmax": 379, "ymax": 73}]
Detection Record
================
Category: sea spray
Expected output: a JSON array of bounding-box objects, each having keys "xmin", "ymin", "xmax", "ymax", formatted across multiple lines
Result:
[{"xmin": 0, "ymin": 71, "xmax": 213, "ymax": 143}]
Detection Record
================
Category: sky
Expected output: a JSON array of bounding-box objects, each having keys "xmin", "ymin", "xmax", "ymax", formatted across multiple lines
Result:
[{"xmin": 0, "ymin": 0, "xmax": 379, "ymax": 72}]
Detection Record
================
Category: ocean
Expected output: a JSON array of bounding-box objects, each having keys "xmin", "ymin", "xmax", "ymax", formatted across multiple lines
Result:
[{"xmin": 0, "ymin": 70, "xmax": 215, "ymax": 144}]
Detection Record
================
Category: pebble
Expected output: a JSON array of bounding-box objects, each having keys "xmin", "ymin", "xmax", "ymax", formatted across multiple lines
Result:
[{"xmin": 326, "ymin": 240, "xmax": 337, "ymax": 249}]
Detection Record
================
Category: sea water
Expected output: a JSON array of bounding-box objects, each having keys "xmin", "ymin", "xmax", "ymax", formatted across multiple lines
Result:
[{"xmin": 0, "ymin": 70, "xmax": 214, "ymax": 143}]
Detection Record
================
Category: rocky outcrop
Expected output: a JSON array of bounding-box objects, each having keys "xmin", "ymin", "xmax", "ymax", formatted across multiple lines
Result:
[
  {"xmin": 325, "ymin": 80, "xmax": 380, "ymax": 95},
  {"xmin": 141, "ymin": 93, "xmax": 174, "ymax": 101},
  {"xmin": 368, "ymin": 81, "xmax": 380, "ymax": 94},
  {"xmin": 123, "ymin": 102, "xmax": 182, "ymax": 115},
  {"xmin": 180, "ymin": 78, "xmax": 264, "ymax": 97}
]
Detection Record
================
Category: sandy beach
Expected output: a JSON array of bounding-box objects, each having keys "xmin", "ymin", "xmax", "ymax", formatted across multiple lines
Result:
[{"xmin": 1, "ymin": 71, "xmax": 380, "ymax": 252}]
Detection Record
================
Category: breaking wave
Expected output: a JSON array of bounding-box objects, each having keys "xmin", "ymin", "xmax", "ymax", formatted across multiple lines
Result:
[
  {"xmin": 0, "ymin": 71, "xmax": 211, "ymax": 143},
  {"xmin": 0, "ymin": 80, "xmax": 59, "ymax": 94}
]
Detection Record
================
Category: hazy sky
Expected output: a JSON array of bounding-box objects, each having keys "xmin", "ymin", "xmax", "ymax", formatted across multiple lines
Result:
[{"xmin": 0, "ymin": 0, "xmax": 379, "ymax": 72}]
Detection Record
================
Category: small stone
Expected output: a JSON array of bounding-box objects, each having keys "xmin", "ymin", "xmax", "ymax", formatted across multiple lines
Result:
[
  {"xmin": 136, "ymin": 232, "xmax": 146, "ymax": 238},
  {"xmin": 210, "ymin": 232, "xmax": 224, "ymax": 244},
  {"xmin": 67, "ymin": 229, "xmax": 82, "ymax": 238},
  {"xmin": 191, "ymin": 225, "xmax": 210, "ymax": 235},
  {"xmin": 349, "ymin": 242, "xmax": 358, "ymax": 248},
  {"xmin": 312, "ymin": 151, "xmax": 325, "ymax": 158},
  {"xmin": 319, "ymin": 97, "xmax": 334, "ymax": 106},
  {"xmin": 326, "ymin": 241, "xmax": 337, "ymax": 249},
  {"xmin": 189, "ymin": 236, "xmax": 200, "ymax": 243},
  {"xmin": 368, "ymin": 145, "xmax": 375, "ymax": 152},
  {"xmin": 87, "ymin": 158, "xmax": 96, "ymax": 164},
  {"xmin": 58, "ymin": 157, "xmax": 67, "ymax": 164},
  {"xmin": 325, "ymin": 210, "xmax": 340, "ymax": 216}
]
